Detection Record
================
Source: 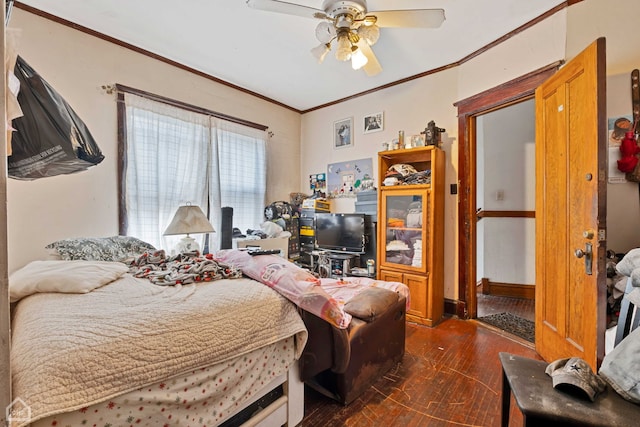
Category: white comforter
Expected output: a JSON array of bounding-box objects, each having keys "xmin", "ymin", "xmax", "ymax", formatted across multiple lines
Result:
[{"xmin": 11, "ymin": 274, "xmax": 307, "ymax": 426}]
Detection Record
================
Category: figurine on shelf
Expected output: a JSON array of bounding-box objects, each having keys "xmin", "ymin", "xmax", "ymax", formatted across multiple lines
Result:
[{"xmin": 421, "ymin": 120, "xmax": 446, "ymax": 147}]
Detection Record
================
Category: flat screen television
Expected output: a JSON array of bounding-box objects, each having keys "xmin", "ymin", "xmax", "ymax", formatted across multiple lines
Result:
[{"xmin": 315, "ymin": 213, "xmax": 365, "ymax": 254}]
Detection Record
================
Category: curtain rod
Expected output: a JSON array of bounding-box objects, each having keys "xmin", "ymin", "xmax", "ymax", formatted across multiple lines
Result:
[{"xmin": 103, "ymin": 83, "xmax": 269, "ymax": 132}]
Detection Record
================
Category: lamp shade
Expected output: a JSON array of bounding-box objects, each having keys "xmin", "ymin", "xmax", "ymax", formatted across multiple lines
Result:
[
  {"xmin": 164, "ymin": 205, "xmax": 215, "ymax": 236},
  {"xmin": 311, "ymin": 43, "xmax": 330, "ymax": 64},
  {"xmin": 351, "ymin": 47, "xmax": 368, "ymax": 70},
  {"xmin": 315, "ymin": 21, "xmax": 336, "ymax": 43}
]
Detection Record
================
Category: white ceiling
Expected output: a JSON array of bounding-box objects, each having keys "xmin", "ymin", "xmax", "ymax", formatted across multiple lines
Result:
[{"xmin": 15, "ymin": 0, "xmax": 565, "ymax": 112}]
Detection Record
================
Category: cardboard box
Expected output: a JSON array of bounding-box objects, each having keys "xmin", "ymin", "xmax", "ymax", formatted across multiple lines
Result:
[{"xmin": 302, "ymin": 199, "xmax": 331, "ymax": 212}]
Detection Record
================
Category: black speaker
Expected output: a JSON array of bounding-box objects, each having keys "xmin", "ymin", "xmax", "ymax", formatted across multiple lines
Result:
[
  {"xmin": 360, "ymin": 216, "xmax": 377, "ymax": 267},
  {"xmin": 220, "ymin": 206, "xmax": 233, "ymax": 249}
]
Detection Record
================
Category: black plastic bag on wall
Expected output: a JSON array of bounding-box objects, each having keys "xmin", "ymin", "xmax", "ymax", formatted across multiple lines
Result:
[{"xmin": 8, "ymin": 55, "xmax": 104, "ymax": 180}]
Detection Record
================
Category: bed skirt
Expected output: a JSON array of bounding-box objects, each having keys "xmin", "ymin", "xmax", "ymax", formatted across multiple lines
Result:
[{"xmin": 31, "ymin": 337, "xmax": 303, "ymax": 427}]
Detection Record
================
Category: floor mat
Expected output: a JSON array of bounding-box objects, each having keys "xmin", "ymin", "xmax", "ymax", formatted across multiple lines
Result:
[{"xmin": 478, "ymin": 312, "xmax": 535, "ymax": 342}]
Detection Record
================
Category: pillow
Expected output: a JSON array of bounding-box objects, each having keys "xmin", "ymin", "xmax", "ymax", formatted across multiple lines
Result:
[
  {"xmin": 599, "ymin": 326, "xmax": 640, "ymax": 404},
  {"xmin": 45, "ymin": 236, "xmax": 156, "ymax": 262},
  {"xmin": 9, "ymin": 260, "xmax": 129, "ymax": 302},
  {"xmin": 214, "ymin": 249, "xmax": 352, "ymax": 329},
  {"xmin": 337, "ymin": 276, "xmax": 412, "ymax": 310},
  {"xmin": 44, "ymin": 248, "xmax": 63, "ymax": 260},
  {"xmin": 343, "ymin": 287, "xmax": 399, "ymax": 322},
  {"xmin": 616, "ymin": 248, "xmax": 640, "ymax": 277}
]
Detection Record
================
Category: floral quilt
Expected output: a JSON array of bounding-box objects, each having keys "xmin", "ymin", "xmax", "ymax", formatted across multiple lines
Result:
[{"xmin": 127, "ymin": 250, "xmax": 242, "ymax": 285}]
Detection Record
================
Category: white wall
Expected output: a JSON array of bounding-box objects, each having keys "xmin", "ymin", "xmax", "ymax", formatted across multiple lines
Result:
[{"xmin": 7, "ymin": 10, "xmax": 302, "ymax": 272}]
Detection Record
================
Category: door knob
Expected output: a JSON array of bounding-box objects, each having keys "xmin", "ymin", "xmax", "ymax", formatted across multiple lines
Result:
[
  {"xmin": 583, "ymin": 229, "xmax": 595, "ymax": 240},
  {"xmin": 575, "ymin": 243, "xmax": 593, "ymax": 275}
]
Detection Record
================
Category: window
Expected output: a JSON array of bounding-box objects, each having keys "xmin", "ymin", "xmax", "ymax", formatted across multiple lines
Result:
[{"xmin": 118, "ymin": 90, "xmax": 267, "ymax": 252}]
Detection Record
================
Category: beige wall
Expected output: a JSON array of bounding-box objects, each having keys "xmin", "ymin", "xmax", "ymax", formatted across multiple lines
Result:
[
  {"xmin": 7, "ymin": 10, "xmax": 302, "ymax": 272},
  {"xmin": 301, "ymin": 8, "xmax": 567, "ymax": 301},
  {"xmin": 300, "ymin": 0, "xmax": 640, "ymax": 301},
  {"xmin": 8, "ymin": 0, "xmax": 640, "ymax": 297},
  {"xmin": 565, "ymin": 0, "xmax": 640, "ymax": 253},
  {"xmin": 301, "ymin": 68, "xmax": 460, "ymax": 299},
  {"xmin": 566, "ymin": 0, "xmax": 640, "ymax": 75},
  {"xmin": 456, "ymin": 9, "xmax": 567, "ymax": 102}
]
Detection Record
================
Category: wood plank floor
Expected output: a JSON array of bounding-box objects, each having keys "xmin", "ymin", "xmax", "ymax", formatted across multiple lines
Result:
[{"xmin": 302, "ymin": 317, "xmax": 541, "ymax": 427}]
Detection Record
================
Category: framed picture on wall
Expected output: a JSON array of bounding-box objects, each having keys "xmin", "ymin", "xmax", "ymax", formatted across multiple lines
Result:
[
  {"xmin": 363, "ymin": 112, "xmax": 384, "ymax": 134},
  {"xmin": 333, "ymin": 117, "xmax": 353, "ymax": 149}
]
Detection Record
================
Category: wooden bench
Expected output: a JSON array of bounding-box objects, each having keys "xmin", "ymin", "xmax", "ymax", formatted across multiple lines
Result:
[
  {"xmin": 500, "ymin": 277, "xmax": 640, "ymax": 426},
  {"xmin": 499, "ymin": 352, "xmax": 640, "ymax": 426}
]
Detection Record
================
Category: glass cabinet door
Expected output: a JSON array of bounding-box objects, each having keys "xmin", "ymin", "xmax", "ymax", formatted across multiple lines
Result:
[{"xmin": 381, "ymin": 189, "xmax": 428, "ymax": 271}]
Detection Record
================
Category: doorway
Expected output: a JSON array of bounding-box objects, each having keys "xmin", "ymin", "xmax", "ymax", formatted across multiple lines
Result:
[
  {"xmin": 475, "ymin": 99, "xmax": 536, "ymax": 336},
  {"xmin": 454, "ymin": 62, "xmax": 562, "ymax": 326}
]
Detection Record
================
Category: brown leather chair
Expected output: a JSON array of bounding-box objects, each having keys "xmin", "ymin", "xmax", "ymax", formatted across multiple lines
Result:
[{"xmin": 299, "ymin": 287, "xmax": 406, "ymax": 405}]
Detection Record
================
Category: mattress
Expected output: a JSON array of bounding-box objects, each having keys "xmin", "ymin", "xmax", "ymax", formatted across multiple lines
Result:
[
  {"xmin": 31, "ymin": 336, "xmax": 297, "ymax": 427},
  {"xmin": 11, "ymin": 273, "xmax": 307, "ymax": 426}
]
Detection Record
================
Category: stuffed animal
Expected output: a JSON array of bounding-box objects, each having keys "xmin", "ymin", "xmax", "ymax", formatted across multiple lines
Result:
[{"xmin": 617, "ymin": 131, "xmax": 640, "ymax": 173}]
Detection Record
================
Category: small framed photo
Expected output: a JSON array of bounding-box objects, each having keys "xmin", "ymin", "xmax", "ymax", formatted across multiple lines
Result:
[
  {"xmin": 333, "ymin": 117, "xmax": 353, "ymax": 149},
  {"xmin": 363, "ymin": 112, "xmax": 384, "ymax": 134}
]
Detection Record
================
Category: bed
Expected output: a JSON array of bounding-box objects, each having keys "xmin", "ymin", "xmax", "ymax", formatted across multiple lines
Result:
[{"xmin": 9, "ymin": 243, "xmax": 308, "ymax": 427}]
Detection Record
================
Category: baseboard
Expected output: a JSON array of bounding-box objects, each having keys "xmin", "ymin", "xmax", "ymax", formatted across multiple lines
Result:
[
  {"xmin": 445, "ymin": 298, "xmax": 466, "ymax": 319},
  {"xmin": 478, "ymin": 278, "xmax": 535, "ymax": 300}
]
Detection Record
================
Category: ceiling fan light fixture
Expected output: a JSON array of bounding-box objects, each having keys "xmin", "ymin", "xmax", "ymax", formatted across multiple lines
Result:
[
  {"xmin": 311, "ymin": 43, "xmax": 331, "ymax": 64},
  {"xmin": 358, "ymin": 24, "xmax": 379, "ymax": 45},
  {"xmin": 249, "ymin": 0, "xmax": 449, "ymax": 77},
  {"xmin": 361, "ymin": 15, "xmax": 377, "ymax": 26},
  {"xmin": 315, "ymin": 21, "xmax": 336, "ymax": 43},
  {"xmin": 335, "ymin": 33, "xmax": 352, "ymax": 61},
  {"xmin": 351, "ymin": 46, "xmax": 368, "ymax": 70}
]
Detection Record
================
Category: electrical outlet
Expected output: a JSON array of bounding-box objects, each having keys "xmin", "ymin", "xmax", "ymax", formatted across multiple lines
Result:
[{"xmin": 496, "ymin": 189, "xmax": 505, "ymax": 201}]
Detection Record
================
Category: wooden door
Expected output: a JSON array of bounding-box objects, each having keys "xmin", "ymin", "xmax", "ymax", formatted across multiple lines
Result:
[{"xmin": 535, "ymin": 38, "xmax": 607, "ymax": 369}]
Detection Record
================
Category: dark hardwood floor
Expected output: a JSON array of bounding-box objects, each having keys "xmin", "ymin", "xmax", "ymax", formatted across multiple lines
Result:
[{"xmin": 302, "ymin": 318, "xmax": 540, "ymax": 426}]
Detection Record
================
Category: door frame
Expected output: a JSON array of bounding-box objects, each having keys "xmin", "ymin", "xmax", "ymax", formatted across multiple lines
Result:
[{"xmin": 454, "ymin": 61, "xmax": 562, "ymax": 319}]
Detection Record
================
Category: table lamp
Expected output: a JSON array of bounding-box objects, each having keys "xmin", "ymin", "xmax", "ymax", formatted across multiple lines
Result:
[{"xmin": 163, "ymin": 204, "xmax": 215, "ymax": 254}]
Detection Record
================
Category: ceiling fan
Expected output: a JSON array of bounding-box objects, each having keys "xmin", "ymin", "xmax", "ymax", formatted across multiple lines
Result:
[{"xmin": 246, "ymin": 0, "xmax": 445, "ymax": 76}]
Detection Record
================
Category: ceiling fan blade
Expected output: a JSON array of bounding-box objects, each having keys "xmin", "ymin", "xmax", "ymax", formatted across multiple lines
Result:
[
  {"xmin": 246, "ymin": 0, "xmax": 326, "ymax": 19},
  {"xmin": 356, "ymin": 38, "xmax": 382, "ymax": 77},
  {"xmin": 371, "ymin": 9, "xmax": 445, "ymax": 28}
]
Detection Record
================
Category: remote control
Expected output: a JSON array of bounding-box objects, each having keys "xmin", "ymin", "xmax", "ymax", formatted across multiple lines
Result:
[{"xmin": 248, "ymin": 249, "xmax": 281, "ymax": 256}]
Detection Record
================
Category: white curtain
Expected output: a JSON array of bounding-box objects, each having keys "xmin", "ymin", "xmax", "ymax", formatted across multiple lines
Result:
[
  {"xmin": 124, "ymin": 94, "xmax": 267, "ymax": 253},
  {"xmin": 125, "ymin": 94, "xmax": 210, "ymax": 251},
  {"xmin": 209, "ymin": 118, "xmax": 267, "ymax": 249}
]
